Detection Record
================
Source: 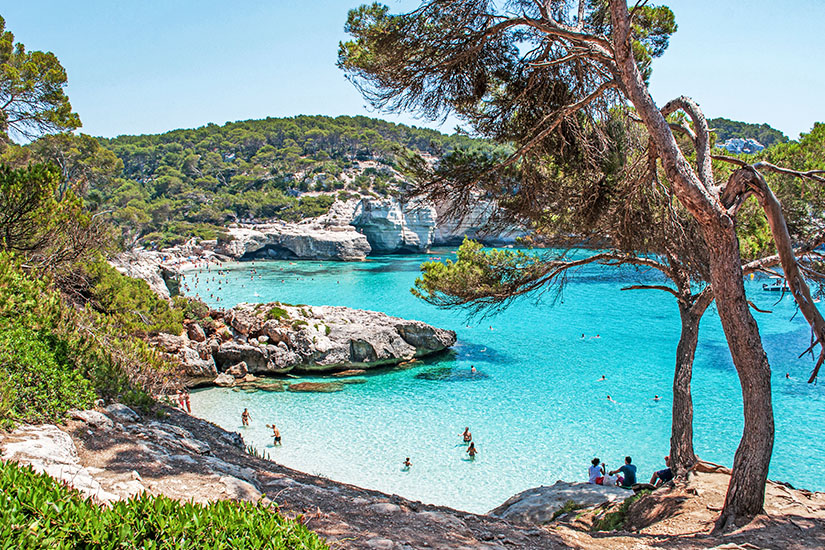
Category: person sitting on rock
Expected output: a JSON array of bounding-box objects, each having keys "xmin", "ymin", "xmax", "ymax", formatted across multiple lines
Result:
[
  {"xmin": 650, "ymin": 455, "xmax": 674, "ymax": 486},
  {"xmin": 589, "ymin": 457, "xmax": 605, "ymax": 484},
  {"xmin": 241, "ymin": 408, "xmax": 251, "ymax": 426},
  {"xmin": 461, "ymin": 427, "xmax": 472, "ymax": 443},
  {"xmin": 609, "ymin": 456, "xmax": 637, "ymax": 488}
]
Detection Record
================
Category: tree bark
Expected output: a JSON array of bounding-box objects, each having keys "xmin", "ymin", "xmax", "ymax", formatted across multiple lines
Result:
[
  {"xmin": 608, "ymin": 0, "xmax": 774, "ymax": 528},
  {"xmin": 670, "ymin": 291, "xmax": 712, "ymax": 476},
  {"xmin": 704, "ymin": 226, "xmax": 774, "ymax": 530}
]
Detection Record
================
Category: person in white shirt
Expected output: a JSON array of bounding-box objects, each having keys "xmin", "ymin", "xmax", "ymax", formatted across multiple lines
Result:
[{"xmin": 589, "ymin": 457, "xmax": 605, "ymax": 484}]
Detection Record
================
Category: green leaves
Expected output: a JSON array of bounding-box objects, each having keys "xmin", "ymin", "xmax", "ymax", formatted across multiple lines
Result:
[
  {"xmin": 0, "ymin": 461, "xmax": 329, "ymax": 549},
  {"xmin": 0, "ymin": 16, "xmax": 80, "ymax": 141}
]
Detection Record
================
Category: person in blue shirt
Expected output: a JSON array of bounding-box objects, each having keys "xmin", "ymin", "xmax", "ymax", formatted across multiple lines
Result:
[{"xmin": 609, "ymin": 456, "xmax": 637, "ymax": 488}]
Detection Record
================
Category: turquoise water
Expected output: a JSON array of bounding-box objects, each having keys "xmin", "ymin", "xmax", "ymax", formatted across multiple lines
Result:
[{"xmin": 186, "ymin": 250, "xmax": 825, "ymax": 513}]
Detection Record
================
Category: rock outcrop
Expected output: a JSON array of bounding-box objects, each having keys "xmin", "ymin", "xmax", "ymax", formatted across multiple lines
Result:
[
  {"xmin": 350, "ymin": 197, "xmax": 437, "ymax": 252},
  {"xmin": 489, "ymin": 481, "xmax": 633, "ymax": 524},
  {"xmin": 217, "ymin": 222, "xmax": 370, "ymax": 261},
  {"xmin": 151, "ymin": 302, "xmax": 456, "ymax": 381}
]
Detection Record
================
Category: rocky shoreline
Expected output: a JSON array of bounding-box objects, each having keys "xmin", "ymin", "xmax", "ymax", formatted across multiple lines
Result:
[
  {"xmin": 4, "ymin": 405, "xmax": 823, "ymax": 550},
  {"xmin": 110, "ymin": 195, "xmax": 529, "ymax": 298},
  {"xmin": 151, "ymin": 301, "xmax": 456, "ymax": 388}
]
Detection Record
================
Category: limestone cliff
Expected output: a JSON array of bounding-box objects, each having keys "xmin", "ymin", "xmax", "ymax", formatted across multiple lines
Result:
[
  {"xmin": 217, "ymin": 222, "xmax": 370, "ymax": 261},
  {"xmin": 350, "ymin": 197, "xmax": 436, "ymax": 253}
]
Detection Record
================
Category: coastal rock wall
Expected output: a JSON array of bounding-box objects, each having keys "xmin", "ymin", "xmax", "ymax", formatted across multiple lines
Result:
[
  {"xmin": 152, "ymin": 302, "xmax": 456, "ymax": 381},
  {"xmin": 217, "ymin": 222, "xmax": 371, "ymax": 261},
  {"xmin": 350, "ymin": 198, "xmax": 436, "ymax": 253}
]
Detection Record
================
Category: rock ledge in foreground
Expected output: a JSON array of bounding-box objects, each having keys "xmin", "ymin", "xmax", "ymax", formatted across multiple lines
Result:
[{"xmin": 489, "ymin": 481, "xmax": 633, "ymax": 524}]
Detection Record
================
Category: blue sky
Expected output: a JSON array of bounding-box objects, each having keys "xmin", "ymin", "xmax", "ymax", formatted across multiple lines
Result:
[{"xmin": 3, "ymin": 1, "xmax": 823, "ymax": 139}]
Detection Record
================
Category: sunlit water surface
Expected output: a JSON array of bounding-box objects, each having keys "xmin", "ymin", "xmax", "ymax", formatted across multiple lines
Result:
[{"xmin": 185, "ymin": 250, "xmax": 825, "ymax": 513}]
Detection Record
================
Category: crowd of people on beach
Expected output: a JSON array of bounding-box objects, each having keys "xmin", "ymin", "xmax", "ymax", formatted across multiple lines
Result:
[{"xmin": 588, "ymin": 455, "xmax": 673, "ymax": 489}]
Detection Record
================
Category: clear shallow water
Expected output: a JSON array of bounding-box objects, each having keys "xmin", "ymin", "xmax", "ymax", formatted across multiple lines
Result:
[{"xmin": 185, "ymin": 250, "xmax": 825, "ymax": 513}]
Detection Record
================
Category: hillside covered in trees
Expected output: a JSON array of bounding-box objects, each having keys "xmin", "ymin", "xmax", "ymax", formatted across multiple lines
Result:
[
  {"xmin": 91, "ymin": 115, "xmax": 486, "ymax": 247},
  {"xmin": 709, "ymin": 117, "xmax": 789, "ymax": 147}
]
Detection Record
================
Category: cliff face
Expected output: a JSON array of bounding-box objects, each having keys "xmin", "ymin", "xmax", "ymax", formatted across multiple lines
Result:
[
  {"xmin": 350, "ymin": 198, "xmax": 436, "ymax": 253},
  {"xmin": 347, "ymin": 196, "xmax": 526, "ymax": 253},
  {"xmin": 217, "ymin": 222, "xmax": 371, "ymax": 261}
]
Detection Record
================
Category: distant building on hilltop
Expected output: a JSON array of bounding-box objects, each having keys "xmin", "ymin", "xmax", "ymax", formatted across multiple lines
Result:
[{"xmin": 716, "ymin": 137, "xmax": 765, "ymax": 155}]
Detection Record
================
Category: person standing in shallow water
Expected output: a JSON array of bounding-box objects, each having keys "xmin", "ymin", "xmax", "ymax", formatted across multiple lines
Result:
[
  {"xmin": 466, "ymin": 442, "xmax": 477, "ymax": 460},
  {"xmin": 241, "ymin": 408, "xmax": 251, "ymax": 426},
  {"xmin": 461, "ymin": 427, "xmax": 472, "ymax": 443}
]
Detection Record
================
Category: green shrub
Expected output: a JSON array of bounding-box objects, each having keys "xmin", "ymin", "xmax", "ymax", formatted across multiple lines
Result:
[
  {"xmin": 84, "ymin": 259, "xmax": 184, "ymax": 336},
  {"xmin": 324, "ymin": 325, "xmax": 331, "ymax": 336},
  {"xmin": 291, "ymin": 320, "xmax": 307, "ymax": 330},
  {"xmin": 0, "ymin": 461, "xmax": 328, "ymax": 549},
  {"xmin": 550, "ymin": 499, "xmax": 586, "ymax": 521},
  {"xmin": 266, "ymin": 306, "xmax": 289, "ymax": 321},
  {"xmin": 591, "ymin": 490, "xmax": 650, "ymax": 532},
  {"xmin": 0, "ymin": 253, "xmax": 174, "ymax": 426},
  {"xmin": 0, "ymin": 326, "xmax": 96, "ymax": 428}
]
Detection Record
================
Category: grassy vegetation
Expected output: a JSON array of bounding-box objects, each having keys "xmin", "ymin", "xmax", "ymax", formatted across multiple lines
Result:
[
  {"xmin": 266, "ymin": 306, "xmax": 290, "ymax": 322},
  {"xmin": 0, "ymin": 461, "xmax": 328, "ymax": 549},
  {"xmin": 0, "ymin": 252, "xmax": 213, "ymax": 428},
  {"xmin": 591, "ymin": 490, "xmax": 651, "ymax": 532},
  {"xmin": 550, "ymin": 499, "xmax": 586, "ymax": 521}
]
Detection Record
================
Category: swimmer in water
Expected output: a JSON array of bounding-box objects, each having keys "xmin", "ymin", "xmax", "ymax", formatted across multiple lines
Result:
[
  {"xmin": 654, "ymin": 395, "xmax": 661, "ymax": 401},
  {"xmin": 403, "ymin": 457, "xmax": 412, "ymax": 469},
  {"xmin": 607, "ymin": 395, "xmax": 617, "ymax": 403},
  {"xmin": 598, "ymin": 375, "xmax": 606, "ymax": 381},
  {"xmin": 471, "ymin": 365, "xmax": 477, "ymax": 374},
  {"xmin": 786, "ymin": 372, "xmax": 790, "ymax": 379},
  {"xmin": 266, "ymin": 423, "xmax": 281, "ymax": 445},
  {"xmin": 461, "ymin": 427, "xmax": 472, "ymax": 443},
  {"xmin": 467, "ymin": 442, "xmax": 478, "ymax": 460}
]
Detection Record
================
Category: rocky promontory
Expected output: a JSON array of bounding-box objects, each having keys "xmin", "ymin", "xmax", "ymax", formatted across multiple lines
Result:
[
  {"xmin": 217, "ymin": 221, "xmax": 371, "ymax": 261},
  {"xmin": 152, "ymin": 302, "xmax": 456, "ymax": 384}
]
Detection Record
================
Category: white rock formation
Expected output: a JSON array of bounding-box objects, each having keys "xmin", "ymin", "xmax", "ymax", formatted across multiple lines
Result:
[
  {"xmin": 489, "ymin": 481, "xmax": 633, "ymax": 524},
  {"xmin": 217, "ymin": 222, "xmax": 371, "ymax": 261},
  {"xmin": 350, "ymin": 197, "xmax": 437, "ymax": 252}
]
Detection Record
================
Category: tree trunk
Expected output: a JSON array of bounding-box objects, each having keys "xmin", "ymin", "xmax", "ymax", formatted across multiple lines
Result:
[
  {"xmin": 671, "ymin": 290, "xmax": 713, "ymax": 476},
  {"xmin": 704, "ymin": 226, "xmax": 774, "ymax": 531},
  {"xmin": 608, "ymin": 1, "xmax": 775, "ymax": 527},
  {"xmin": 671, "ymin": 304, "xmax": 700, "ymax": 476}
]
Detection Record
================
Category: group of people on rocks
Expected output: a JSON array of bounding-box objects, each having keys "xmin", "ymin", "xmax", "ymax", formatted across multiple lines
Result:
[{"xmin": 588, "ymin": 455, "xmax": 673, "ymax": 488}]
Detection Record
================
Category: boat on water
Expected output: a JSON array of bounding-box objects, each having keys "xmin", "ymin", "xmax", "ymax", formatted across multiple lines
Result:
[{"xmin": 762, "ymin": 278, "xmax": 789, "ymax": 292}]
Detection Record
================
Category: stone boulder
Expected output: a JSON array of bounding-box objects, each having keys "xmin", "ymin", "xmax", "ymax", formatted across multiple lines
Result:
[
  {"xmin": 179, "ymin": 346, "xmax": 217, "ymax": 376},
  {"xmin": 489, "ymin": 481, "xmax": 634, "ymax": 524},
  {"xmin": 104, "ymin": 403, "xmax": 141, "ymax": 423},
  {"xmin": 226, "ymin": 361, "xmax": 249, "ymax": 379},
  {"xmin": 187, "ymin": 322, "xmax": 207, "ymax": 342},
  {"xmin": 287, "ymin": 382, "xmax": 344, "ymax": 393},
  {"xmin": 0, "ymin": 424, "xmax": 118, "ymax": 502},
  {"xmin": 214, "ymin": 373, "xmax": 236, "ymax": 387}
]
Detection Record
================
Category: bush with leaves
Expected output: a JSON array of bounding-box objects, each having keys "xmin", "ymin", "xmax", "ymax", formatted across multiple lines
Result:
[{"xmin": 0, "ymin": 461, "xmax": 328, "ymax": 549}]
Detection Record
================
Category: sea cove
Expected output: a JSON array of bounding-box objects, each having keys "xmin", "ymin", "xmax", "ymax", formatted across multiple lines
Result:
[{"xmin": 187, "ymin": 251, "xmax": 825, "ymax": 513}]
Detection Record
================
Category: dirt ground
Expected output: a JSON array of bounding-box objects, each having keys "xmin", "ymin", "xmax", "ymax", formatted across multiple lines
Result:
[{"xmin": 19, "ymin": 406, "xmax": 825, "ymax": 549}]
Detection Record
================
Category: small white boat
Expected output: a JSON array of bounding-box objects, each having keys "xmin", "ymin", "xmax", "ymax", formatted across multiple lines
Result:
[{"xmin": 762, "ymin": 278, "xmax": 789, "ymax": 292}]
